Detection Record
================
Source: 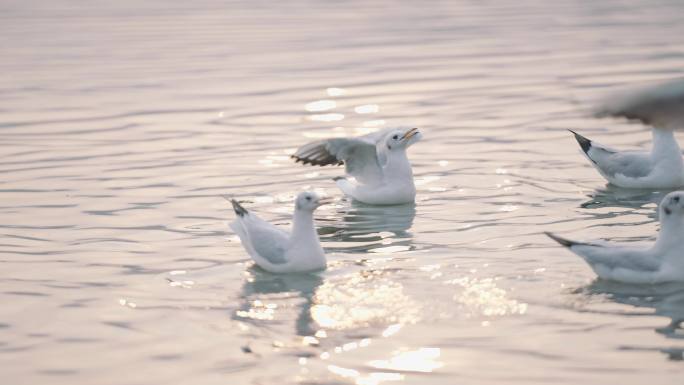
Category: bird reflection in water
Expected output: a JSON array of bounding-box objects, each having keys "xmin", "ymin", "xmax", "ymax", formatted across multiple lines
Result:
[
  {"xmin": 318, "ymin": 201, "xmax": 416, "ymax": 253},
  {"xmin": 236, "ymin": 266, "xmax": 420, "ymax": 336},
  {"xmin": 235, "ymin": 268, "xmax": 324, "ymax": 336},
  {"xmin": 581, "ymin": 185, "xmax": 673, "ymax": 212},
  {"xmin": 580, "ymin": 280, "xmax": 684, "ymax": 360}
]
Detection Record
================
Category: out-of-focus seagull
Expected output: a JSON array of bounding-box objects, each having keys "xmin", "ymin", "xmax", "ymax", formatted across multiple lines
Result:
[
  {"xmin": 291, "ymin": 127, "xmax": 422, "ymax": 205},
  {"xmin": 570, "ymin": 78, "xmax": 684, "ymax": 189}
]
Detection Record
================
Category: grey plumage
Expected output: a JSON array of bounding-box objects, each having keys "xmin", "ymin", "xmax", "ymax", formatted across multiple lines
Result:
[
  {"xmin": 225, "ymin": 196, "xmax": 248, "ymax": 217},
  {"xmin": 291, "ymin": 141, "xmax": 344, "ymax": 166},
  {"xmin": 569, "ymin": 129, "xmax": 594, "ymax": 157},
  {"xmin": 546, "ymin": 232, "xmax": 582, "ymax": 248},
  {"xmin": 596, "ymin": 78, "xmax": 684, "ymax": 130}
]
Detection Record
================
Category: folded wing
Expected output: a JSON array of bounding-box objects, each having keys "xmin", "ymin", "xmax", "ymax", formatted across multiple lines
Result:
[
  {"xmin": 572, "ymin": 243, "xmax": 660, "ymax": 272},
  {"xmin": 231, "ymin": 214, "xmax": 290, "ymax": 265}
]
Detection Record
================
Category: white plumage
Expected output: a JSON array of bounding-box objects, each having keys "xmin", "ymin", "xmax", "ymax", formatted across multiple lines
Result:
[
  {"xmin": 292, "ymin": 127, "xmax": 422, "ymax": 205},
  {"xmin": 547, "ymin": 190, "xmax": 684, "ymax": 284},
  {"xmin": 228, "ymin": 192, "xmax": 330, "ymax": 273}
]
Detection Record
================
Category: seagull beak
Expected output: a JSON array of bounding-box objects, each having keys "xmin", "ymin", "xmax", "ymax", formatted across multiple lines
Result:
[
  {"xmin": 401, "ymin": 127, "xmax": 419, "ymax": 141},
  {"xmin": 316, "ymin": 197, "xmax": 334, "ymax": 207}
]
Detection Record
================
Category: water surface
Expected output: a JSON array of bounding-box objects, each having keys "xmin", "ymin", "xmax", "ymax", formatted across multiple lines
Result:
[{"xmin": 2, "ymin": 1, "xmax": 684, "ymax": 384}]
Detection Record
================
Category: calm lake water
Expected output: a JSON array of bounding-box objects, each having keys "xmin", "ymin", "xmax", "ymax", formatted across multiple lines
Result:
[{"xmin": 2, "ymin": 0, "xmax": 684, "ymax": 384}]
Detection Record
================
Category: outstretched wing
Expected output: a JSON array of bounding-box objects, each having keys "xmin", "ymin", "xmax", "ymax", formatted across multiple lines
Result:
[{"xmin": 292, "ymin": 130, "xmax": 391, "ymax": 184}]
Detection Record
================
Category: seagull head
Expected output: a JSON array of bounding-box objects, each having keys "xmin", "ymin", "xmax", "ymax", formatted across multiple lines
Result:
[
  {"xmin": 660, "ymin": 191, "xmax": 684, "ymax": 219},
  {"xmin": 384, "ymin": 127, "xmax": 422, "ymax": 151},
  {"xmin": 295, "ymin": 191, "xmax": 332, "ymax": 212}
]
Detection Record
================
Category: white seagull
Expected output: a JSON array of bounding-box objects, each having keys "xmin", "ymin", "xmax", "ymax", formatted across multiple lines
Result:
[
  {"xmin": 228, "ymin": 192, "xmax": 331, "ymax": 273},
  {"xmin": 546, "ymin": 190, "xmax": 684, "ymax": 284},
  {"xmin": 291, "ymin": 127, "xmax": 422, "ymax": 205},
  {"xmin": 570, "ymin": 78, "xmax": 684, "ymax": 189}
]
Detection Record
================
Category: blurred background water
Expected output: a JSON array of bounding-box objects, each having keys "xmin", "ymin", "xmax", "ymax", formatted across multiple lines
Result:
[{"xmin": 2, "ymin": 0, "xmax": 684, "ymax": 384}]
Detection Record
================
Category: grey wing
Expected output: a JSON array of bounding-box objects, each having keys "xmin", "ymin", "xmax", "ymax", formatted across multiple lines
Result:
[
  {"xmin": 293, "ymin": 137, "xmax": 383, "ymax": 184},
  {"xmin": 291, "ymin": 140, "xmax": 344, "ymax": 166},
  {"xmin": 596, "ymin": 78, "xmax": 684, "ymax": 129},
  {"xmin": 243, "ymin": 217, "xmax": 290, "ymax": 264},
  {"xmin": 599, "ymin": 151, "xmax": 653, "ymax": 178},
  {"xmin": 585, "ymin": 139, "xmax": 652, "ymax": 178},
  {"xmin": 573, "ymin": 244, "xmax": 660, "ymax": 271}
]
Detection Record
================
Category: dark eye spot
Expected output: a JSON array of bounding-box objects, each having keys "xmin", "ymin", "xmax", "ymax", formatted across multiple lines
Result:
[
  {"xmin": 305, "ymin": 196, "xmax": 311, "ymax": 201},
  {"xmin": 392, "ymin": 135, "xmax": 399, "ymax": 140},
  {"xmin": 674, "ymin": 196, "xmax": 680, "ymax": 203},
  {"xmin": 665, "ymin": 207, "xmax": 672, "ymax": 215}
]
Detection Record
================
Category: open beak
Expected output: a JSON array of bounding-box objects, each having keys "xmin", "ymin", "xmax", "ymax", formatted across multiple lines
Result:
[
  {"xmin": 316, "ymin": 197, "xmax": 334, "ymax": 207},
  {"xmin": 401, "ymin": 127, "xmax": 419, "ymax": 141}
]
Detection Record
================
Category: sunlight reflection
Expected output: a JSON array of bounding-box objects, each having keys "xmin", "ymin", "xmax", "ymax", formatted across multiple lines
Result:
[
  {"xmin": 354, "ymin": 126, "xmax": 381, "ymax": 135},
  {"xmin": 355, "ymin": 104, "xmax": 380, "ymax": 114},
  {"xmin": 258, "ymin": 154, "xmax": 290, "ymax": 167},
  {"xmin": 381, "ymin": 323, "xmax": 402, "ymax": 337},
  {"xmin": 368, "ymin": 245, "xmax": 411, "ymax": 254},
  {"xmin": 363, "ymin": 119, "xmax": 386, "ymax": 127},
  {"xmin": 308, "ymin": 113, "xmax": 345, "ymax": 122},
  {"xmin": 368, "ymin": 348, "xmax": 443, "ymax": 373},
  {"xmin": 306, "ymin": 100, "xmax": 336, "ymax": 112},
  {"xmin": 311, "ymin": 272, "xmax": 420, "ymax": 329},
  {"xmin": 302, "ymin": 130, "xmax": 347, "ymax": 139},
  {"xmin": 327, "ymin": 365, "xmax": 404, "ymax": 385},
  {"xmin": 235, "ymin": 300, "xmax": 277, "ymax": 321},
  {"xmin": 499, "ymin": 204, "xmax": 518, "ymax": 212},
  {"xmin": 326, "ymin": 87, "xmax": 345, "ymax": 96},
  {"xmin": 414, "ymin": 175, "xmax": 440, "ymax": 186},
  {"xmin": 447, "ymin": 277, "xmax": 527, "ymax": 317},
  {"xmin": 118, "ymin": 299, "xmax": 137, "ymax": 309}
]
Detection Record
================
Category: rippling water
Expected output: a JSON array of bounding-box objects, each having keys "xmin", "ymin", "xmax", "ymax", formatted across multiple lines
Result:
[{"xmin": 2, "ymin": 0, "xmax": 684, "ymax": 384}]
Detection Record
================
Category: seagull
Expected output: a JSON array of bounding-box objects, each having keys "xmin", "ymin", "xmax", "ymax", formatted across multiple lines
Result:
[
  {"xmin": 546, "ymin": 190, "xmax": 684, "ymax": 284},
  {"xmin": 570, "ymin": 78, "xmax": 684, "ymax": 189},
  {"xmin": 227, "ymin": 192, "xmax": 331, "ymax": 273},
  {"xmin": 291, "ymin": 127, "xmax": 422, "ymax": 205}
]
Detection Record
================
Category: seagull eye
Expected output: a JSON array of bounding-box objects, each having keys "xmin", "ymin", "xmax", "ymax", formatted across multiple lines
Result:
[
  {"xmin": 305, "ymin": 196, "xmax": 311, "ymax": 201},
  {"xmin": 392, "ymin": 135, "xmax": 399, "ymax": 140},
  {"xmin": 674, "ymin": 196, "xmax": 680, "ymax": 203}
]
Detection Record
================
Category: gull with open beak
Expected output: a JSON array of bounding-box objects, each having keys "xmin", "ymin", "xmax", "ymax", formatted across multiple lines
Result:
[
  {"xmin": 228, "ymin": 192, "xmax": 331, "ymax": 273},
  {"xmin": 292, "ymin": 127, "xmax": 423, "ymax": 205}
]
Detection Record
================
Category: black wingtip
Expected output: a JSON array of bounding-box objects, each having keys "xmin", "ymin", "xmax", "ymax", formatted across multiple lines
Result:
[
  {"xmin": 224, "ymin": 196, "xmax": 248, "ymax": 217},
  {"xmin": 545, "ymin": 232, "xmax": 576, "ymax": 248},
  {"xmin": 291, "ymin": 155, "xmax": 344, "ymax": 167},
  {"xmin": 568, "ymin": 129, "xmax": 592, "ymax": 155}
]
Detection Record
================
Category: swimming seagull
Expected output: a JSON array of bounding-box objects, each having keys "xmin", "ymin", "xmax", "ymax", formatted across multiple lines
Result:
[
  {"xmin": 546, "ymin": 190, "xmax": 684, "ymax": 284},
  {"xmin": 291, "ymin": 127, "xmax": 422, "ymax": 205},
  {"xmin": 570, "ymin": 78, "xmax": 684, "ymax": 189},
  {"xmin": 227, "ymin": 192, "xmax": 331, "ymax": 273}
]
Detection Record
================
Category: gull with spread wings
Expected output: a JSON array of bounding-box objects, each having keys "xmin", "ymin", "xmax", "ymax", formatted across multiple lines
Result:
[{"xmin": 292, "ymin": 127, "xmax": 422, "ymax": 205}]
